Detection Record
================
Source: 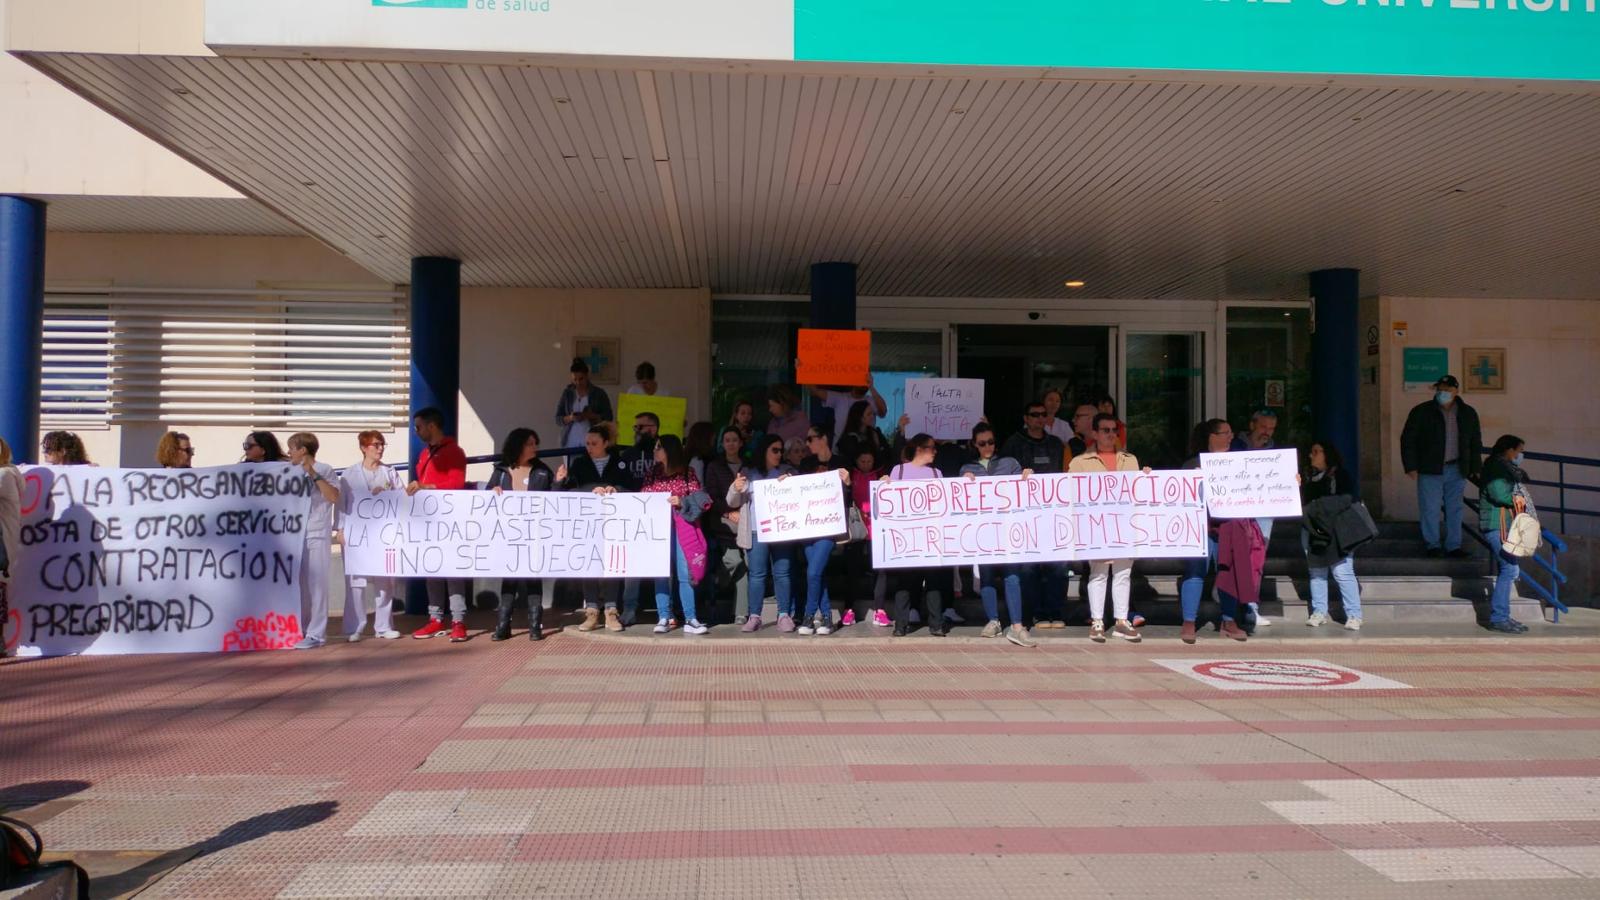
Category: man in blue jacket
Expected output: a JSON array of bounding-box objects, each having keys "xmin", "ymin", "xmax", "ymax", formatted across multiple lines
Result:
[{"xmin": 1400, "ymin": 375, "xmax": 1483, "ymax": 558}]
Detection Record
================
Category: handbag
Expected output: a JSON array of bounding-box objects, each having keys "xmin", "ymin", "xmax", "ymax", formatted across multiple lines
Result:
[
  {"xmin": 845, "ymin": 505, "xmax": 869, "ymax": 543},
  {"xmin": 1502, "ymin": 512, "xmax": 1542, "ymax": 558}
]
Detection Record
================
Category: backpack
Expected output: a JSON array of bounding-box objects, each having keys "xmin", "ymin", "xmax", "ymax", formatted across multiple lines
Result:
[{"xmin": 0, "ymin": 815, "xmax": 91, "ymax": 898}]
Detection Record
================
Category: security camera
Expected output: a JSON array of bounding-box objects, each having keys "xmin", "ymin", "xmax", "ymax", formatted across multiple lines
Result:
[{"xmin": 1028, "ymin": 311, "xmax": 1042, "ymax": 321}]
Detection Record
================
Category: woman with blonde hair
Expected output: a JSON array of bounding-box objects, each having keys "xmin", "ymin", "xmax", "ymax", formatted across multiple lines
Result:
[
  {"xmin": 338, "ymin": 431, "xmax": 405, "ymax": 641},
  {"xmin": 155, "ymin": 431, "xmax": 194, "ymax": 468}
]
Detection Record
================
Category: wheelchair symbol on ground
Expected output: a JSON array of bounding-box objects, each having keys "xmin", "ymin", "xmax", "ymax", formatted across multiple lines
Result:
[{"xmin": 1153, "ymin": 658, "xmax": 1412, "ymax": 691}]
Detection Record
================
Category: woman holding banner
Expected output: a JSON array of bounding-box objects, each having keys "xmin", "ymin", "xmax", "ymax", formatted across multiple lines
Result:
[
  {"xmin": 1067, "ymin": 414, "xmax": 1147, "ymax": 643},
  {"xmin": 287, "ymin": 432, "xmax": 340, "ymax": 650},
  {"xmin": 792, "ymin": 426, "xmax": 852, "ymax": 635},
  {"xmin": 727, "ymin": 434, "xmax": 796, "ymax": 632},
  {"xmin": 338, "ymin": 431, "xmax": 405, "ymax": 641},
  {"xmin": 641, "ymin": 435, "xmax": 711, "ymax": 635},
  {"xmin": 1179, "ymin": 419, "xmax": 1248, "ymax": 644},
  {"xmin": 488, "ymin": 428, "xmax": 556, "ymax": 641},
  {"xmin": 241, "ymin": 431, "xmax": 285, "ymax": 463},
  {"xmin": 961, "ymin": 424, "xmax": 1036, "ymax": 647},
  {"xmin": 558, "ymin": 425, "xmax": 633, "ymax": 632},
  {"xmin": 884, "ymin": 434, "xmax": 950, "ymax": 637}
]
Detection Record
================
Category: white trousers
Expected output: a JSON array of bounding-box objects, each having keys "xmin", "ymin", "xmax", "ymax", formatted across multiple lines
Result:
[
  {"xmin": 300, "ymin": 537, "xmax": 332, "ymax": 643},
  {"xmin": 1086, "ymin": 559, "xmax": 1132, "ymax": 623},
  {"xmin": 344, "ymin": 575, "xmax": 397, "ymax": 636}
]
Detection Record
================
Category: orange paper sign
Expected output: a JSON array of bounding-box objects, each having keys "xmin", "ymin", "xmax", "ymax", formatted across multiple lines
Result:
[{"xmin": 796, "ymin": 329, "xmax": 872, "ymax": 387}]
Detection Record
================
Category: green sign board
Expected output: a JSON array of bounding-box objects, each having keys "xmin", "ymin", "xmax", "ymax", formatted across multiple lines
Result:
[
  {"xmin": 1402, "ymin": 347, "xmax": 1449, "ymax": 392},
  {"xmin": 794, "ymin": 1, "xmax": 1600, "ymax": 82}
]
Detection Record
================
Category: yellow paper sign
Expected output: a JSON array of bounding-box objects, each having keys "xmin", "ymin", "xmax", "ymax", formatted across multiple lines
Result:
[
  {"xmin": 797, "ymin": 328, "xmax": 872, "ymax": 387},
  {"xmin": 617, "ymin": 393, "xmax": 688, "ymax": 439}
]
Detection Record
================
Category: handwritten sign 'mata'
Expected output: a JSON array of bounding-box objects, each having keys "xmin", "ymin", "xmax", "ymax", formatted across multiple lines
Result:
[{"xmin": 904, "ymin": 378, "xmax": 984, "ymax": 441}]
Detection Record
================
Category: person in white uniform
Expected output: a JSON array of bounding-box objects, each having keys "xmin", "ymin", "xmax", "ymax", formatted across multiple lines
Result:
[
  {"xmin": 288, "ymin": 432, "xmax": 340, "ymax": 649},
  {"xmin": 338, "ymin": 430, "xmax": 405, "ymax": 641}
]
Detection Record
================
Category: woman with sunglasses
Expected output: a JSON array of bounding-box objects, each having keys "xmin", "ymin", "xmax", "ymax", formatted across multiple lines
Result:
[
  {"xmin": 1178, "ymin": 419, "xmax": 1247, "ymax": 643},
  {"xmin": 791, "ymin": 425, "xmax": 852, "ymax": 634},
  {"xmin": 961, "ymin": 423, "xmax": 1036, "ymax": 647},
  {"xmin": 40, "ymin": 431, "xmax": 92, "ymax": 466},
  {"xmin": 155, "ymin": 432, "xmax": 195, "ymax": 468},
  {"xmin": 1067, "ymin": 413, "xmax": 1150, "ymax": 643},
  {"xmin": 338, "ymin": 431, "xmax": 406, "ymax": 641},
  {"xmin": 882, "ymin": 434, "xmax": 950, "ymax": 636},
  {"xmin": 241, "ymin": 431, "xmax": 286, "ymax": 463},
  {"xmin": 726, "ymin": 434, "xmax": 796, "ymax": 632}
]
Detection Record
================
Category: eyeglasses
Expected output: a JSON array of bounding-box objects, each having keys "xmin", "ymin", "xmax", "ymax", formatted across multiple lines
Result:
[
  {"xmin": 974, "ymin": 440, "xmax": 995, "ymax": 448},
  {"xmin": 180, "ymin": 446, "xmax": 196, "ymax": 456},
  {"xmin": 1212, "ymin": 429, "xmax": 1234, "ymax": 437},
  {"xmin": 1096, "ymin": 427, "xmax": 1119, "ymax": 434},
  {"xmin": 242, "ymin": 442, "xmax": 257, "ymax": 450},
  {"xmin": 364, "ymin": 442, "xmax": 386, "ymax": 449}
]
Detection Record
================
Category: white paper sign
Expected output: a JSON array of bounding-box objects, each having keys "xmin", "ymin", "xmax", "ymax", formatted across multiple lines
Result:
[
  {"xmin": 870, "ymin": 471, "xmax": 1207, "ymax": 569},
  {"xmin": 1199, "ymin": 449, "xmax": 1303, "ymax": 519},
  {"xmin": 904, "ymin": 378, "xmax": 985, "ymax": 441},
  {"xmin": 9, "ymin": 464, "xmax": 314, "ymax": 657},
  {"xmin": 750, "ymin": 472, "xmax": 848, "ymax": 543},
  {"xmin": 342, "ymin": 490, "xmax": 670, "ymax": 579}
]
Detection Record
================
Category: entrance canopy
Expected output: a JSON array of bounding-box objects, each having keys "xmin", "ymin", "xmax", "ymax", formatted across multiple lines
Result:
[{"xmin": 10, "ymin": 0, "xmax": 1600, "ymax": 298}]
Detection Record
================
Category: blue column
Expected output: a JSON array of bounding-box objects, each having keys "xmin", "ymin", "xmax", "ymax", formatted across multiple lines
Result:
[
  {"xmin": 0, "ymin": 196, "xmax": 47, "ymax": 464},
  {"xmin": 809, "ymin": 262, "xmax": 857, "ymax": 330},
  {"xmin": 1310, "ymin": 268, "xmax": 1360, "ymax": 495},
  {"xmin": 408, "ymin": 256, "xmax": 460, "ymax": 615},
  {"xmin": 409, "ymin": 256, "xmax": 461, "ymax": 466}
]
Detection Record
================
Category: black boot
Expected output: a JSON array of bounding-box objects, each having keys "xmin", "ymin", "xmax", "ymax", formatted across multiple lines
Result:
[
  {"xmin": 528, "ymin": 604, "xmax": 544, "ymax": 641},
  {"xmin": 491, "ymin": 600, "xmax": 513, "ymax": 641}
]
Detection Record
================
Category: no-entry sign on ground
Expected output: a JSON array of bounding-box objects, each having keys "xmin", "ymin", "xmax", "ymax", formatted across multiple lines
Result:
[{"xmin": 1153, "ymin": 659, "xmax": 1412, "ymax": 691}]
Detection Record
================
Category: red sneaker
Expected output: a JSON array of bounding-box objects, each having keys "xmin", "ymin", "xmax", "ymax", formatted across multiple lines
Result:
[
  {"xmin": 412, "ymin": 618, "xmax": 447, "ymax": 639},
  {"xmin": 449, "ymin": 621, "xmax": 469, "ymax": 643}
]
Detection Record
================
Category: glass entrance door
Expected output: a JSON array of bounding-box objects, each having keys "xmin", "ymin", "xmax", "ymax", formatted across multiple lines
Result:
[
  {"xmin": 956, "ymin": 324, "xmax": 1111, "ymax": 441},
  {"xmin": 1122, "ymin": 331, "xmax": 1205, "ymax": 469}
]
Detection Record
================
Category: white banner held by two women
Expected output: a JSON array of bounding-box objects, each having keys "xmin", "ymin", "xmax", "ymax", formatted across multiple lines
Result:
[
  {"xmin": 870, "ymin": 470, "xmax": 1207, "ymax": 568},
  {"xmin": 749, "ymin": 471, "xmax": 849, "ymax": 543},
  {"xmin": 341, "ymin": 489, "xmax": 671, "ymax": 579},
  {"xmin": 9, "ymin": 463, "xmax": 314, "ymax": 657}
]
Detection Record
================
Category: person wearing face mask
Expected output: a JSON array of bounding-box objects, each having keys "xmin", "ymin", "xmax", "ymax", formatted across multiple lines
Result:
[
  {"xmin": 961, "ymin": 424, "xmax": 1036, "ymax": 648},
  {"xmin": 1401, "ymin": 374, "xmax": 1483, "ymax": 559},
  {"xmin": 1479, "ymin": 434, "xmax": 1533, "ymax": 634}
]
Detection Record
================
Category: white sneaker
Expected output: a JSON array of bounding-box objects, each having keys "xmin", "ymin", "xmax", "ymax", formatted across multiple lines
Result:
[
  {"xmin": 943, "ymin": 608, "xmax": 966, "ymax": 624},
  {"xmin": 1344, "ymin": 618, "xmax": 1363, "ymax": 631},
  {"xmin": 1305, "ymin": 613, "xmax": 1328, "ymax": 627},
  {"xmin": 653, "ymin": 622, "xmax": 671, "ymax": 634},
  {"xmin": 797, "ymin": 619, "xmax": 816, "ymax": 635},
  {"xmin": 378, "ymin": 630, "xmax": 401, "ymax": 640},
  {"xmin": 908, "ymin": 609, "xmax": 922, "ymax": 624},
  {"xmin": 292, "ymin": 637, "xmax": 324, "ymax": 650},
  {"xmin": 815, "ymin": 617, "xmax": 832, "ymax": 636},
  {"xmin": 1256, "ymin": 615, "xmax": 1272, "ymax": 627},
  {"xmin": 683, "ymin": 620, "xmax": 709, "ymax": 635},
  {"xmin": 347, "ymin": 633, "xmax": 362, "ymax": 643}
]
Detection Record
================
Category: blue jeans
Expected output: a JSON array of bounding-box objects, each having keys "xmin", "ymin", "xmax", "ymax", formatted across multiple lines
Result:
[
  {"xmin": 1417, "ymin": 466, "xmax": 1466, "ymax": 551},
  {"xmin": 803, "ymin": 538, "xmax": 835, "ymax": 621},
  {"xmin": 1491, "ymin": 549, "xmax": 1520, "ymax": 625},
  {"xmin": 980, "ymin": 565, "xmax": 1023, "ymax": 626},
  {"xmin": 747, "ymin": 539, "xmax": 794, "ymax": 619},
  {"xmin": 1302, "ymin": 531, "xmax": 1362, "ymax": 619},
  {"xmin": 622, "ymin": 579, "xmax": 643, "ymax": 623},
  {"xmin": 1180, "ymin": 536, "xmax": 1236, "ymax": 622},
  {"xmin": 1028, "ymin": 563, "xmax": 1068, "ymax": 623},
  {"xmin": 654, "ymin": 539, "xmax": 699, "ymax": 624}
]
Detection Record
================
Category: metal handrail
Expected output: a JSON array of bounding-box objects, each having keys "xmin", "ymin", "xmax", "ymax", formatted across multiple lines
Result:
[
  {"xmin": 1464, "ymin": 497, "xmax": 1571, "ymax": 622},
  {"xmin": 1481, "ymin": 449, "xmax": 1600, "ymax": 533}
]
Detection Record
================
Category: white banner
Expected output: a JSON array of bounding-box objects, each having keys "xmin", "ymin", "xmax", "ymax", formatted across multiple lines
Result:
[
  {"xmin": 10, "ymin": 464, "xmax": 315, "ymax": 657},
  {"xmin": 750, "ymin": 472, "xmax": 848, "ymax": 543},
  {"xmin": 342, "ymin": 490, "xmax": 670, "ymax": 579},
  {"xmin": 1199, "ymin": 449, "xmax": 1303, "ymax": 519},
  {"xmin": 904, "ymin": 378, "xmax": 985, "ymax": 441},
  {"xmin": 869, "ymin": 471, "xmax": 1207, "ymax": 568}
]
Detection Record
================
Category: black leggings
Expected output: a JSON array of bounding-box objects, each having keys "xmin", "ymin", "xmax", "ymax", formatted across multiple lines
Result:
[{"xmin": 892, "ymin": 568, "xmax": 950, "ymax": 625}]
